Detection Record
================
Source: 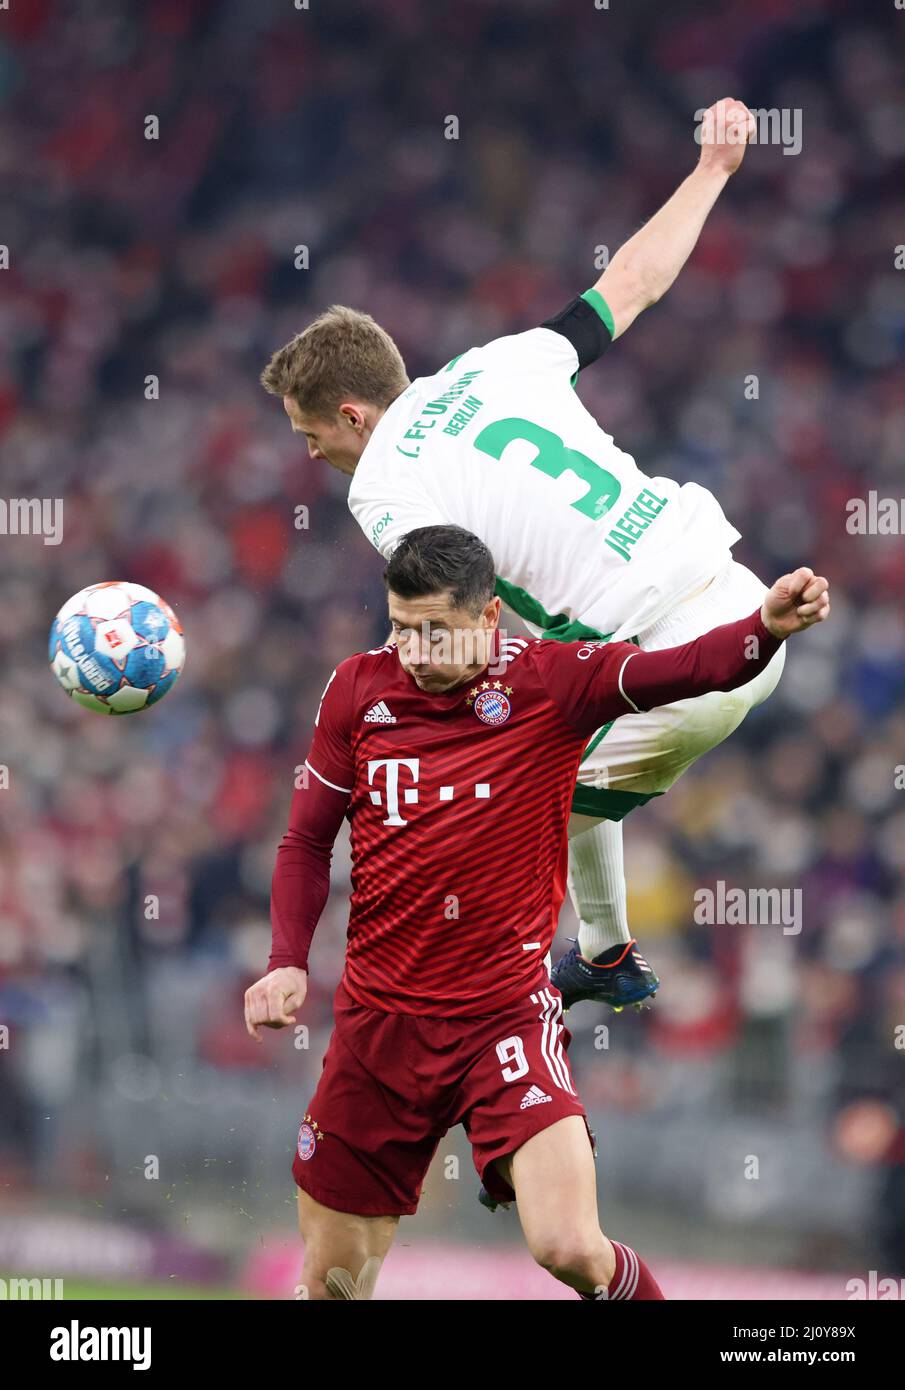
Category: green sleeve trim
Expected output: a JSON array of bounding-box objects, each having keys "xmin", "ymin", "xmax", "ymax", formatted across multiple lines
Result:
[
  {"xmin": 579, "ymin": 720, "xmax": 616, "ymax": 763},
  {"xmin": 570, "ymin": 784, "xmax": 661, "ymax": 821},
  {"xmin": 494, "ymin": 576, "xmax": 611, "ymax": 644},
  {"xmin": 580, "ymin": 287, "xmax": 616, "ymax": 340}
]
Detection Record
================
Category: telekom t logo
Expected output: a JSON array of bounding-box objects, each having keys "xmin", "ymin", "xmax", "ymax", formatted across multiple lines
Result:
[
  {"xmin": 368, "ymin": 758, "xmax": 419, "ymax": 826},
  {"xmin": 367, "ymin": 758, "xmax": 491, "ymax": 827}
]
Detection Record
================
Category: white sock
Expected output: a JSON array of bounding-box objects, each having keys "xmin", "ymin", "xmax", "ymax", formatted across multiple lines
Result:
[{"xmin": 567, "ymin": 817, "xmax": 631, "ymax": 958}]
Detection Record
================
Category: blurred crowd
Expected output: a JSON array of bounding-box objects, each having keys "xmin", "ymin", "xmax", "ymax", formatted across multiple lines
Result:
[{"xmin": 0, "ymin": 0, "xmax": 903, "ymax": 1269}]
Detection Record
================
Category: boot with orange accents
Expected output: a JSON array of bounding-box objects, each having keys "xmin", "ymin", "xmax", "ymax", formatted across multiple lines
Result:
[{"xmin": 551, "ymin": 937, "xmax": 659, "ymax": 1012}]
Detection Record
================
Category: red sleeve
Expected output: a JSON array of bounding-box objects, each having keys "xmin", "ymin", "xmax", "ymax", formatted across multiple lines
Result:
[
  {"xmin": 267, "ymin": 661, "xmax": 356, "ymax": 972},
  {"xmin": 305, "ymin": 661, "xmax": 356, "ymax": 794},
  {"xmin": 268, "ymin": 775, "xmax": 349, "ymax": 972},
  {"xmin": 532, "ymin": 608, "xmax": 783, "ymax": 738}
]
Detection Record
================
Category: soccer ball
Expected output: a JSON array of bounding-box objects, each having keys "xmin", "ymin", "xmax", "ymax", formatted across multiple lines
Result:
[{"xmin": 49, "ymin": 581, "xmax": 186, "ymax": 715}]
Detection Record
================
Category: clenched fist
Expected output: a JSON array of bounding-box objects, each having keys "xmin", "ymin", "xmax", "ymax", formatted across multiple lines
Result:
[
  {"xmin": 697, "ymin": 98, "xmax": 757, "ymax": 177},
  {"xmin": 761, "ymin": 567, "xmax": 830, "ymax": 640},
  {"xmin": 244, "ymin": 966, "xmax": 308, "ymax": 1042}
]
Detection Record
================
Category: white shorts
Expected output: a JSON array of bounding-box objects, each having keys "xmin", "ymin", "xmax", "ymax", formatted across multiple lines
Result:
[{"xmin": 570, "ymin": 559, "xmax": 786, "ymax": 821}]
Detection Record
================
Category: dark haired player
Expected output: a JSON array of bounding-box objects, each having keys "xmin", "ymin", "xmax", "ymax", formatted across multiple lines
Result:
[{"xmin": 245, "ymin": 525, "xmax": 829, "ymax": 1300}]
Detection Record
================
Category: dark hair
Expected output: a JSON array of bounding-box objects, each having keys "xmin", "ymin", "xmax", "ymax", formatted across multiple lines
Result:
[{"xmin": 383, "ymin": 525, "xmax": 496, "ymax": 615}]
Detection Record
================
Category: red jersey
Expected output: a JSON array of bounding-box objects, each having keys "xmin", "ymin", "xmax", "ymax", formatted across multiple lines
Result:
[{"xmin": 269, "ymin": 611, "xmax": 782, "ymax": 1017}]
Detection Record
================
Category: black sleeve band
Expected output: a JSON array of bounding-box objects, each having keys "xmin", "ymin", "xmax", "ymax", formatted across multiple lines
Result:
[{"xmin": 540, "ymin": 295, "xmax": 613, "ymax": 371}]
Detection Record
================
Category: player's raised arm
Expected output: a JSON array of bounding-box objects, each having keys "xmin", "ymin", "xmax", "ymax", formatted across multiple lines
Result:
[
  {"xmin": 615, "ymin": 567, "xmax": 829, "ymax": 713},
  {"xmin": 535, "ymin": 567, "xmax": 829, "ymax": 734},
  {"xmin": 593, "ymin": 98, "xmax": 756, "ymax": 340}
]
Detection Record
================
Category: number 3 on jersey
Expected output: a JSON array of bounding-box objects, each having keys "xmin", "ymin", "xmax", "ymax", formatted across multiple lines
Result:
[{"xmin": 474, "ymin": 417, "xmax": 622, "ymax": 521}]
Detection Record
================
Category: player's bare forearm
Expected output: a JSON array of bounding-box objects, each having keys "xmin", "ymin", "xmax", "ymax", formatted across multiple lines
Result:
[
  {"xmin": 594, "ymin": 98, "xmax": 755, "ymax": 340},
  {"xmin": 595, "ymin": 163, "xmax": 728, "ymax": 336}
]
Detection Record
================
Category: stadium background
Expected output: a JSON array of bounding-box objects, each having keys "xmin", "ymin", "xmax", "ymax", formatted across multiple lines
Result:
[{"xmin": 1, "ymin": 0, "xmax": 903, "ymax": 1299}]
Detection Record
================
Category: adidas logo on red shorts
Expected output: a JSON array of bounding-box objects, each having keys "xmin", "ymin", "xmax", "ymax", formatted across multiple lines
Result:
[{"xmin": 520, "ymin": 1085, "xmax": 552, "ymax": 1109}]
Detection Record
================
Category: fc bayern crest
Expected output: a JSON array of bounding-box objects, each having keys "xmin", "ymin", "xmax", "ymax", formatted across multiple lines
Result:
[
  {"xmin": 297, "ymin": 1122, "xmax": 318, "ymax": 1162},
  {"xmin": 473, "ymin": 689, "xmax": 511, "ymax": 726}
]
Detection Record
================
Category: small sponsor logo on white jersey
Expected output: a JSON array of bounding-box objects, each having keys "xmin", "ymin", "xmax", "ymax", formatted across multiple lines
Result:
[
  {"xmin": 364, "ymin": 700, "xmax": 396, "ymax": 724},
  {"xmin": 520, "ymin": 1084, "xmax": 552, "ymax": 1110}
]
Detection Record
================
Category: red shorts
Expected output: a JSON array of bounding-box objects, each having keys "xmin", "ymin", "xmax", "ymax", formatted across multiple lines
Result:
[{"xmin": 291, "ymin": 975, "xmax": 594, "ymax": 1216}]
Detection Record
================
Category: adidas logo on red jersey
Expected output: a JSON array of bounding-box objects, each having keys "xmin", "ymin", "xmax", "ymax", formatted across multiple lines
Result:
[{"xmin": 364, "ymin": 700, "xmax": 396, "ymax": 724}]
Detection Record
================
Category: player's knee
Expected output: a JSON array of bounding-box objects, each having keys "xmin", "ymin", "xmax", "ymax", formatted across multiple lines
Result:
[{"xmin": 530, "ymin": 1228, "xmax": 608, "ymax": 1283}]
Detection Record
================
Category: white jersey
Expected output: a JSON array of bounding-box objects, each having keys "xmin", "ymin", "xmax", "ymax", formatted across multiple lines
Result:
[{"xmin": 348, "ymin": 321, "xmax": 740, "ymax": 642}]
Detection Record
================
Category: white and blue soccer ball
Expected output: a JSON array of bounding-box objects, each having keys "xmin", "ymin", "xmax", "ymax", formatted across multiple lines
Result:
[{"xmin": 49, "ymin": 581, "xmax": 186, "ymax": 715}]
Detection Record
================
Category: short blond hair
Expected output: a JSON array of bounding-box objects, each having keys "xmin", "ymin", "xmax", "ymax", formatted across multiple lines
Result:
[{"xmin": 260, "ymin": 305, "xmax": 409, "ymax": 418}]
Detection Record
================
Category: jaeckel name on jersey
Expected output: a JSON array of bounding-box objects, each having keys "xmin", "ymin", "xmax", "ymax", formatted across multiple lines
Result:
[{"xmin": 348, "ymin": 289, "xmax": 740, "ymax": 645}]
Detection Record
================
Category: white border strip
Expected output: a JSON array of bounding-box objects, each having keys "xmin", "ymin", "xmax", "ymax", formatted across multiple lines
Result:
[
  {"xmin": 305, "ymin": 758, "xmax": 352, "ymax": 795},
  {"xmin": 617, "ymin": 652, "xmax": 641, "ymax": 712}
]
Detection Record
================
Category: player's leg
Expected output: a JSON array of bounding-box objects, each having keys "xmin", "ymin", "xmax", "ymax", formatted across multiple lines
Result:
[
  {"xmin": 558, "ymin": 559, "xmax": 786, "ymax": 1008},
  {"xmin": 494, "ymin": 1116, "xmax": 612, "ymax": 1292},
  {"xmin": 568, "ymin": 813, "xmax": 629, "ymax": 951},
  {"xmin": 296, "ymin": 1189, "xmax": 398, "ymax": 1300},
  {"xmin": 562, "ymin": 813, "xmax": 659, "ymax": 1008},
  {"xmin": 289, "ymin": 981, "xmax": 441, "ymax": 1299},
  {"xmin": 462, "ymin": 988, "xmax": 664, "ymax": 1297},
  {"xmin": 494, "ymin": 1116, "xmax": 664, "ymax": 1300}
]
